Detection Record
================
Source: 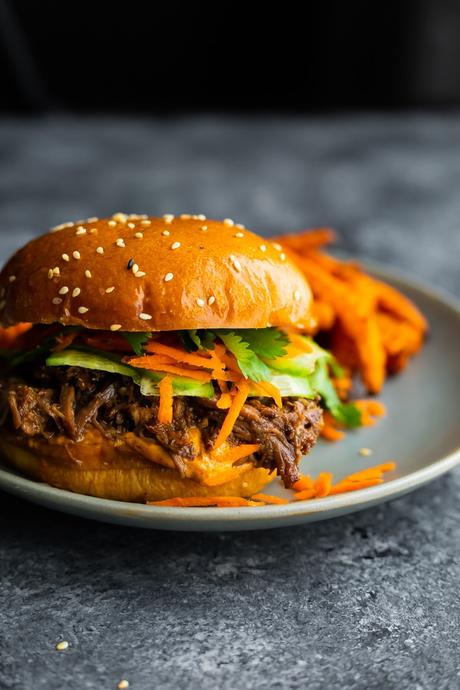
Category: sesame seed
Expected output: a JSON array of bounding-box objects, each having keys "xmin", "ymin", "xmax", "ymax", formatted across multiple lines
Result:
[
  {"xmin": 127, "ymin": 222, "xmax": 135, "ymax": 229},
  {"xmin": 86, "ymin": 216, "xmax": 98, "ymax": 223},
  {"xmin": 234, "ymin": 232, "xmax": 244, "ymax": 238},
  {"xmin": 75, "ymin": 226, "xmax": 86, "ymax": 235},
  {"xmin": 139, "ymin": 312, "xmax": 152, "ymax": 320},
  {"xmin": 207, "ymin": 295, "xmax": 216, "ymax": 305},
  {"xmin": 72, "ymin": 287, "xmax": 81, "ymax": 298},
  {"xmin": 72, "ymin": 251, "xmax": 81, "ymax": 260},
  {"xmin": 196, "ymin": 298, "xmax": 205, "ymax": 307},
  {"xmin": 127, "ymin": 258, "xmax": 134, "ymax": 270},
  {"xmin": 8, "ymin": 275, "xmax": 16, "ymax": 283},
  {"xmin": 52, "ymin": 297, "xmax": 62, "ymax": 305},
  {"xmin": 229, "ymin": 255, "xmax": 242, "ymax": 272},
  {"xmin": 180, "ymin": 213, "xmax": 191, "ymax": 219},
  {"xmin": 117, "ymin": 681, "xmax": 129, "ymax": 690},
  {"xmin": 134, "ymin": 232, "xmax": 143, "ymax": 239},
  {"xmin": 53, "ymin": 267, "xmax": 60, "ymax": 275},
  {"xmin": 62, "ymin": 253, "xmax": 70, "ymax": 262},
  {"xmin": 116, "ymin": 238, "xmax": 125, "ymax": 248},
  {"xmin": 170, "ymin": 241, "xmax": 181, "ymax": 250},
  {"xmin": 131, "ymin": 263, "xmax": 139, "ymax": 274},
  {"xmin": 359, "ymin": 447, "xmax": 373, "ymax": 457},
  {"xmin": 201, "ymin": 225, "xmax": 207, "ymax": 231},
  {"xmin": 78, "ymin": 306, "xmax": 89, "ymax": 314},
  {"xmin": 110, "ymin": 324, "xmax": 122, "ymax": 331},
  {"xmin": 161, "ymin": 230, "xmax": 170, "ymax": 236},
  {"xmin": 48, "ymin": 269, "xmax": 54, "ymax": 279},
  {"xmin": 297, "ymin": 323, "xmax": 305, "ymax": 329},
  {"xmin": 55, "ymin": 641, "xmax": 69, "ymax": 651},
  {"xmin": 96, "ymin": 246, "xmax": 104, "ymax": 254},
  {"xmin": 223, "ymin": 218, "xmax": 234, "ymax": 226},
  {"xmin": 85, "ymin": 270, "xmax": 92, "ymax": 278},
  {"xmin": 272, "ymin": 242, "xmax": 282, "ymax": 251},
  {"xmin": 259, "ymin": 244, "xmax": 267, "ymax": 252},
  {"xmin": 58, "ymin": 286, "xmax": 69, "ymax": 295},
  {"xmin": 105, "ymin": 286, "xmax": 115, "ymax": 293},
  {"xmin": 50, "ymin": 223, "xmax": 67, "ymax": 232},
  {"xmin": 89, "ymin": 228, "xmax": 98, "ymax": 234},
  {"xmin": 196, "ymin": 214, "xmax": 206, "ymax": 220},
  {"xmin": 235, "ymin": 223, "xmax": 245, "ymax": 229},
  {"xmin": 108, "ymin": 220, "xmax": 117, "ymax": 227},
  {"xmin": 280, "ymin": 253, "xmax": 286, "ymax": 261},
  {"xmin": 294, "ymin": 290, "xmax": 301, "ymax": 301},
  {"xmin": 112, "ymin": 212, "xmax": 128, "ymax": 223},
  {"xmin": 164, "ymin": 272, "xmax": 174, "ymax": 282},
  {"xmin": 141, "ymin": 219, "xmax": 151, "ymax": 226},
  {"xmin": 163, "ymin": 214, "xmax": 174, "ymax": 224},
  {"xmin": 134, "ymin": 271, "xmax": 146, "ymax": 278}
]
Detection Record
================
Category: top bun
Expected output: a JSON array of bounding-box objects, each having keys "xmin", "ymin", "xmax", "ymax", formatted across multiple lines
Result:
[{"xmin": 0, "ymin": 213, "xmax": 312, "ymax": 332}]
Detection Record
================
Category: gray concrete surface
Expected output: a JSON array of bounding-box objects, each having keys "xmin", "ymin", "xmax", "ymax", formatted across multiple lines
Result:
[{"xmin": 0, "ymin": 115, "xmax": 459, "ymax": 690}]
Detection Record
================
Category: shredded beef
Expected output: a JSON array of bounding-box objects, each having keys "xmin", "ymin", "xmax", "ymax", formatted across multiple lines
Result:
[{"xmin": 0, "ymin": 365, "xmax": 323, "ymax": 486}]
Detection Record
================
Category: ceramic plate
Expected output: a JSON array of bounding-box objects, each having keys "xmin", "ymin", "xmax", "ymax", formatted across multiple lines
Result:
[{"xmin": 0, "ymin": 263, "xmax": 459, "ymax": 531}]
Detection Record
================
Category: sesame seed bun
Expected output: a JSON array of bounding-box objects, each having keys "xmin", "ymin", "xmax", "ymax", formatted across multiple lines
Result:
[
  {"xmin": 0, "ymin": 428, "xmax": 274, "ymax": 502},
  {"xmin": 0, "ymin": 213, "xmax": 312, "ymax": 331}
]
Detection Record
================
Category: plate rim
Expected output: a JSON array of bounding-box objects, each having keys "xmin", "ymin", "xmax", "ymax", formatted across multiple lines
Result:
[{"xmin": 0, "ymin": 260, "xmax": 459, "ymax": 527}]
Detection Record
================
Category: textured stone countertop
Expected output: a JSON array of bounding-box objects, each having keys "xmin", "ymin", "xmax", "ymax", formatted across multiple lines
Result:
[{"xmin": 0, "ymin": 115, "xmax": 459, "ymax": 690}]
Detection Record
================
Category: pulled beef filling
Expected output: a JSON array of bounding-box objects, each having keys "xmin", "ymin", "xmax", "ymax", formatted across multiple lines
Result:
[{"xmin": 0, "ymin": 365, "xmax": 323, "ymax": 487}]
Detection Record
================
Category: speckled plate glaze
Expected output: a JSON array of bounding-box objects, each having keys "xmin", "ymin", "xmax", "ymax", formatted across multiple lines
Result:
[{"xmin": 0, "ymin": 263, "xmax": 459, "ymax": 531}]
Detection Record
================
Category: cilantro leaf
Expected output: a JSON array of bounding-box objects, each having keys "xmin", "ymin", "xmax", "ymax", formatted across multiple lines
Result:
[
  {"xmin": 309, "ymin": 358, "xmax": 361, "ymax": 428},
  {"xmin": 235, "ymin": 328, "xmax": 289, "ymax": 360},
  {"xmin": 121, "ymin": 332, "xmax": 151, "ymax": 356},
  {"xmin": 180, "ymin": 330, "xmax": 216, "ymax": 352},
  {"xmin": 215, "ymin": 330, "xmax": 272, "ymax": 382}
]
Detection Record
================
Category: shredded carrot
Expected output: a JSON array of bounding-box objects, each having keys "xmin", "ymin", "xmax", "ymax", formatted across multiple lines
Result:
[
  {"xmin": 213, "ymin": 379, "xmax": 249, "ymax": 449},
  {"xmin": 294, "ymin": 461, "xmax": 396, "ymax": 501},
  {"xmin": 145, "ymin": 341, "xmax": 216, "ymax": 369},
  {"xmin": 158, "ymin": 376, "xmax": 173, "ymax": 424},
  {"xmin": 251, "ymin": 493, "xmax": 290, "ymax": 505},
  {"xmin": 328, "ymin": 478, "xmax": 384, "ymax": 495},
  {"xmin": 321, "ymin": 412, "xmax": 346, "ymax": 441},
  {"xmin": 149, "ymin": 496, "xmax": 261, "ymax": 507},
  {"xmin": 354, "ymin": 400, "xmax": 387, "ymax": 426},
  {"xmin": 51, "ymin": 331, "xmax": 79, "ymax": 352},
  {"xmin": 0, "ymin": 323, "xmax": 33, "ymax": 349},
  {"xmin": 313, "ymin": 472, "xmax": 333, "ymax": 498},
  {"xmin": 216, "ymin": 393, "xmax": 232, "ymax": 409},
  {"xmin": 292, "ymin": 474, "xmax": 314, "ymax": 491},
  {"xmin": 293, "ymin": 489, "xmax": 316, "ymax": 501},
  {"xmin": 254, "ymin": 381, "xmax": 282, "ymax": 408},
  {"xmin": 125, "ymin": 355, "xmax": 213, "ymax": 382}
]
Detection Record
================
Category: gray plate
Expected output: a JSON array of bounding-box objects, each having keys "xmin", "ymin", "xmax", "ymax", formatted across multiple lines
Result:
[{"xmin": 0, "ymin": 263, "xmax": 459, "ymax": 531}]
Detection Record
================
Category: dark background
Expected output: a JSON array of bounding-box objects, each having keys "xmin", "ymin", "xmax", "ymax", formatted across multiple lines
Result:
[
  {"xmin": 2, "ymin": 5, "xmax": 460, "ymax": 690},
  {"xmin": 2, "ymin": 0, "xmax": 460, "ymax": 114}
]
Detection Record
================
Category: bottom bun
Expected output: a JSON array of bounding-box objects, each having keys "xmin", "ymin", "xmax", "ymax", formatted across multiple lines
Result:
[{"xmin": 0, "ymin": 430, "xmax": 274, "ymax": 502}]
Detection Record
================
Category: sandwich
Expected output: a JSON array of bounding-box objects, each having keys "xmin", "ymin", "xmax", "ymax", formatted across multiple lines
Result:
[{"xmin": 0, "ymin": 213, "xmax": 358, "ymax": 502}]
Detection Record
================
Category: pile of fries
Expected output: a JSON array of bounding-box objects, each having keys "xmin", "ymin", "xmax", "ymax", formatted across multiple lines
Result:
[{"xmin": 277, "ymin": 229, "xmax": 428, "ymax": 394}]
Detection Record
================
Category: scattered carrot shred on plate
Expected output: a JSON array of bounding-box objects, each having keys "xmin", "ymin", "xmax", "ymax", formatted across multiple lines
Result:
[
  {"xmin": 147, "ymin": 462, "xmax": 397, "ymax": 507},
  {"xmin": 148, "ymin": 496, "xmax": 261, "ymax": 507},
  {"xmin": 251, "ymin": 493, "xmax": 290, "ymax": 505}
]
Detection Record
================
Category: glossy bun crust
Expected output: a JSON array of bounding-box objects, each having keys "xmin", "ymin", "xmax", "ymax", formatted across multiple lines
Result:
[
  {"xmin": 0, "ymin": 214, "xmax": 312, "ymax": 331},
  {"xmin": 0, "ymin": 430, "xmax": 274, "ymax": 502}
]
